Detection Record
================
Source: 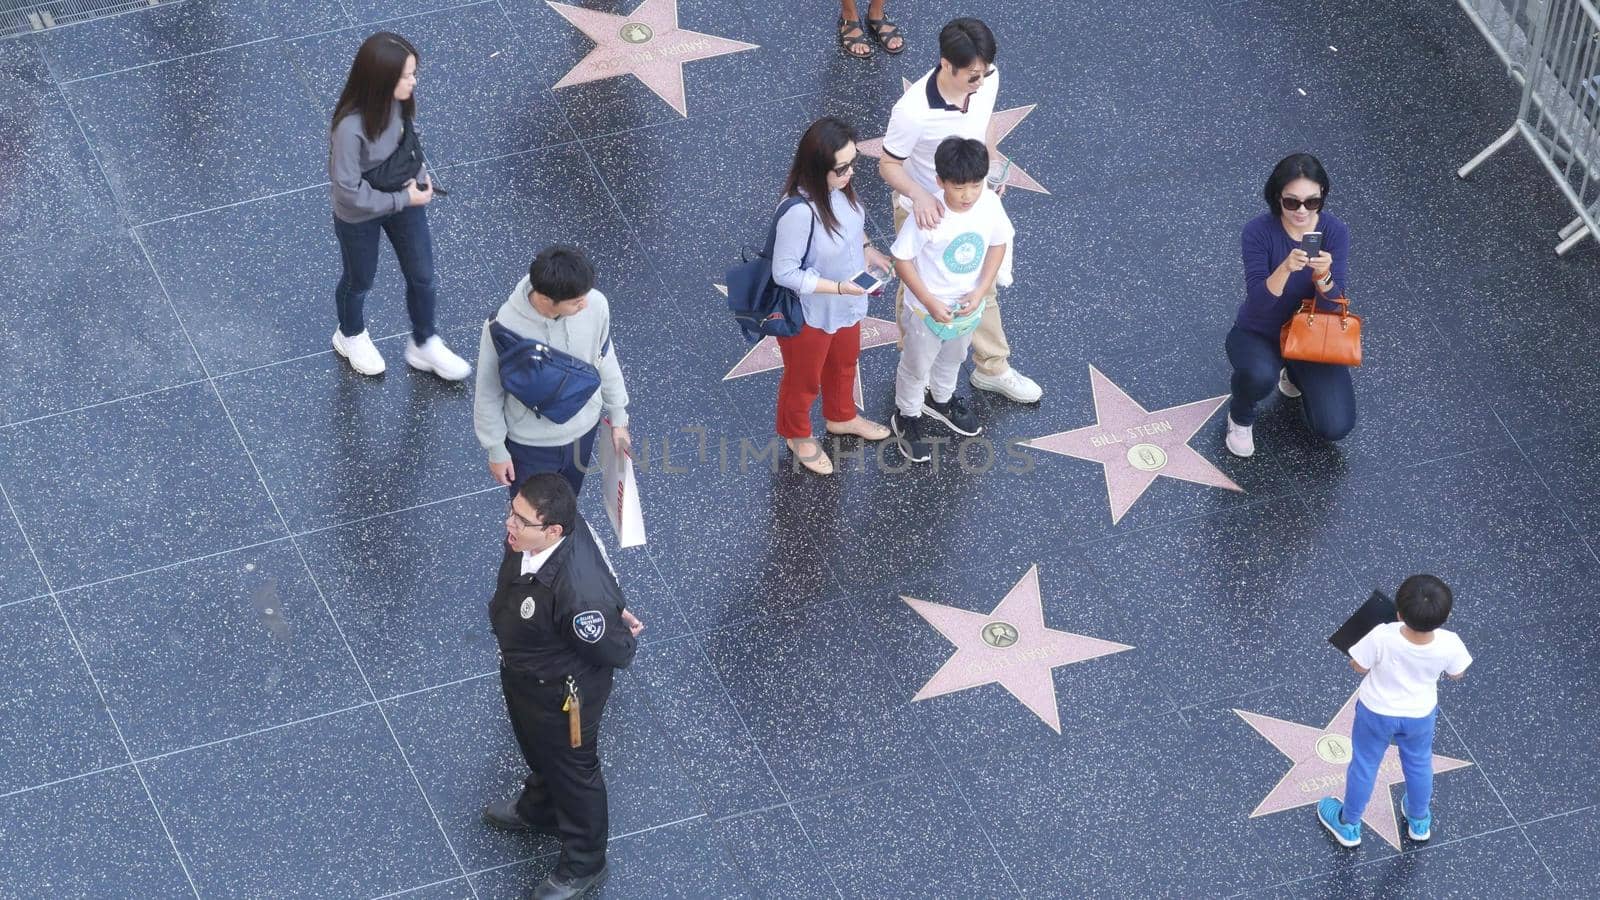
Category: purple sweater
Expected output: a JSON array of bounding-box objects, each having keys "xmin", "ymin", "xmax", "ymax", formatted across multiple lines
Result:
[{"xmin": 1234, "ymin": 211, "xmax": 1350, "ymax": 336}]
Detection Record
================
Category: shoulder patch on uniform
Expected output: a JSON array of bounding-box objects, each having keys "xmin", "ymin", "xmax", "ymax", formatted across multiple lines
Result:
[{"xmin": 573, "ymin": 610, "xmax": 606, "ymax": 643}]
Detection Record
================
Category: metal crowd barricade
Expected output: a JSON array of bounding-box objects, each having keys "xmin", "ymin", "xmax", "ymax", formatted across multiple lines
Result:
[
  {"xmin": 1458, "ymin": 0, "xmax": 1600, "ymax": 255},
  {"xmin": 1456, "ymin": 0, "xmax": 1546, "ymax": 73}
]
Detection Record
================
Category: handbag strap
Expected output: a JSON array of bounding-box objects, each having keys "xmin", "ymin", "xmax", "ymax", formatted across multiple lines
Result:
[{"xmin": 762, "ymin": 196, "xmax": 817, "ymax": 266}]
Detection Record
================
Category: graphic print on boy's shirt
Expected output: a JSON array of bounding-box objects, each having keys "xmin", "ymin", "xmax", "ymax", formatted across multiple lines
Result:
[{"xmin": 890, "ymin": 189, "xmax": 1014, "ymax": 315}]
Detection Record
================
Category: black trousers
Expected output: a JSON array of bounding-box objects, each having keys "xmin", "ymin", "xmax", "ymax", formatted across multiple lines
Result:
[{"xmin": 499, "ymin": 666, "xmax": 613, "ymax": 878}]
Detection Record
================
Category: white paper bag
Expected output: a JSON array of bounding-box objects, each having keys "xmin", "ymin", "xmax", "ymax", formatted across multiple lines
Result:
[{"xmin": 597, "ymin": 419, "xmax": 646, "ymax": 548}]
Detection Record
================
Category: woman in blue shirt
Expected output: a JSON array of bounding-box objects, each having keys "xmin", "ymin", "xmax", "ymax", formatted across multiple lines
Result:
[
  {"xmin": 771, "ymin": 117, "xmax": 894, "ymax": 475},
  {"xmin": 1225, "ymin": 153, "xmax": 1357, "ymax": 457}
]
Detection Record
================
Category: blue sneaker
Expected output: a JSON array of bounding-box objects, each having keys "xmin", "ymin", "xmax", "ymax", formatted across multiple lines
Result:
[
  {"xmin": 1401, "ymin": 792, "xmax": 1432, "ymax": 841},
  {"xmin": 1318, "ymin": 797, "xmax": 1361, "ymax": 847}
]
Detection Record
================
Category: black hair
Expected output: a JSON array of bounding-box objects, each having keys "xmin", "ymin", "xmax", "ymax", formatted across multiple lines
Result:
[
  {"xmin": 939, "ymin": 18, "xmax": 997, "ymax": 69},
  {"xmin": 1395, "ymin": 574, "xmax": 1453, "ymax": 632},
  {"xmin": 528, "ymin": 245, "xmax": 595, "ymax": 302},
  {"xmin": 515, "ymin": 473, "xmax": 577, "ymax": 538},
  {"xmin": 934, "ymin": 137, "xmax": 989, "ymax": 186},
  {"xmin": 782, "ymin": 116, "xmax": 861, "ymax": 240},
  {"xmin": 332, "ymin": 32, "xmax": 418, "ymax": 140},
  {"xmin": 1263, "ymin": 152, "xmax": 1331, "ymax": 216}
]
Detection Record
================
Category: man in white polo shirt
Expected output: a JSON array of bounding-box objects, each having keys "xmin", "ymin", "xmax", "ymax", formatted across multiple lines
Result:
[{"xmin": 878, "ymin": 17, "xmax": 1042, "ymax": 404}]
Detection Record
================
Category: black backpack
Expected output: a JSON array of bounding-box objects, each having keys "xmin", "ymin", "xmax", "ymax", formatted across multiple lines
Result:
[{"xmin": 725, "ymin": 197, "xmax": 815, "ymax": 342}]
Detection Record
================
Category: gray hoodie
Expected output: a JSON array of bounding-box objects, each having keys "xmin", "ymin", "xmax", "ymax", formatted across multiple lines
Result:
[{"xmin": 473, "ymin": 277, "xmax": 629, "ymax": 463}]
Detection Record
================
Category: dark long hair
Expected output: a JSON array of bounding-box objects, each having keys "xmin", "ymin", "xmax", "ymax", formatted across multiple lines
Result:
[
  {"xmin": 332, "ymin": 32, "xmax": 418, "ymax": 140},
  {"xmin": 1263, "ymin": 152, "xmax": 1330, "ymax": 216},
  {"xmin": 781, "ymin": 117, "xmax": 860, "ymax": 240}
]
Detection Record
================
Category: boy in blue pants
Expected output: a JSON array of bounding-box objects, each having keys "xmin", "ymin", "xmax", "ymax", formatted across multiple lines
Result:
[{"xmin": 1319, "ymin": 574, "xmax": 1472, "ymax": 846}]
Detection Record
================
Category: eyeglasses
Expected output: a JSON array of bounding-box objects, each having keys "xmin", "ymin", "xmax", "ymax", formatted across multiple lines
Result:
[
  {"xmin": 1280, "ymin": 195, "xmax": 1324, "ymax": 212},
  {"xmin": 506, "ymin": 502, "xmax": 551, "ymax": 532},
  {"xmin": 830, "ymin": 159, "xmax": 856, "ymax": 176},
  {"xmin": 965, "ymin": 65, "xmax": 996, "ymax": 84}
]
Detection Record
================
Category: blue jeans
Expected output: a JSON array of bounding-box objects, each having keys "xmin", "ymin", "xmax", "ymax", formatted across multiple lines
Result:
[
  {"xmin": 1224, "ymin": 326, "xmax": 1356, "ymax": 439},
  {"xmin": 1342, "ymin": 701, "xmax": 1438, "ymax": 824},
  {"xmin": 505, "ymin": 424, "xmax": 599, "ymax": 498},
  {"xmin": 333, "ymin": 205, "xmax": 438, "ymax": 343}
]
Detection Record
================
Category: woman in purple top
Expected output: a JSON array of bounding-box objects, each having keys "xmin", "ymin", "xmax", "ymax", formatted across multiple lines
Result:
[{"xmin": 1224, "ymin": 153, "xmax": 1356, "ymax": 457}]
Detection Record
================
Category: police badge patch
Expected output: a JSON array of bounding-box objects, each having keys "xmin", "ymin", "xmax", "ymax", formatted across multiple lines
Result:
[
  {"xmin": 572, "ymin": 610, "xmax": 606, "ymax": 643},
  {"xmin": 519, "ymin": 597, "xmax": 536, "ymax": 619}
]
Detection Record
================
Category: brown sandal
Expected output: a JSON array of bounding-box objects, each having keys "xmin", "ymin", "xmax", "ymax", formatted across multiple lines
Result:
[{"xmin": 838, "ymin": 17, "xmax": 873, "ymax": 58}]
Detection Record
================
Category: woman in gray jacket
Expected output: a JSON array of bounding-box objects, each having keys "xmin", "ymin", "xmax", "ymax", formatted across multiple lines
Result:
[{"xmin": 328, "ymin": 31, "xmax": 469, "ymax": 380}]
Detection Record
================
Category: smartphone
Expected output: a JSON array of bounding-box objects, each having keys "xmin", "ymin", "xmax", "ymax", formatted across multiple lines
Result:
[
  {"xmin": 849, "ymin": 267, "xmax": 886, "ymax": 293},
  {"xmin": 417, "ymin": 180, "xmax": 448, "ymax": 197},
  {"xmin": 1300, "ymin": 231, "xmax": 1322, "ymax": 258}
]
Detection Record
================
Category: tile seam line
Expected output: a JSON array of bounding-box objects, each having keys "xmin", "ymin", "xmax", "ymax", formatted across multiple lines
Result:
[
  {"xmin": 1, "ymin": 377, "xmax": 214, "ymax": 430},
  {"xmin": 1491, "ymin": 407, "xmax": 1600, "ymax": 568},
  {"xmin": 0, "ymin": 480, "xmax": 203, "ymax": 898},
  {"xmin": 56, "ymin": 34, "xmax": 277, "ymax": 86},
  {"xmin": 679, "ymin": 626, "xmax": 847, "ymax": 899},
  {"xmin": 919, "ymin": 730, "xmax": 1026, "ymax": 898},
  {"xmin": 130, "ymin": 227, "xmax": 480, "ymax": 897},
  {"xmin": 1241, "ymin": 819, "xmax": 1547, "ymax": 895},
  {"xmin": 455, "ymin": 812, "xmax": 709, "ymax": 881},
  {"xmin": 32, "ymin": 38, "xmax": 133, "ymax": 224}
]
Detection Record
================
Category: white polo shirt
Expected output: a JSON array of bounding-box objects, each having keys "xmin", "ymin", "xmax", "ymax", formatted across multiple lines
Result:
[{"xmin": 881, "ymin": 66, "xmax": 1000, "ymax": 198}]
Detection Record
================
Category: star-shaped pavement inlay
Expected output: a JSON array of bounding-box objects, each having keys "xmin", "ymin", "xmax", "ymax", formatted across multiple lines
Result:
[
  {"xmin": 903, "ymin": 565, "xmax": 1132, "ymax": 733},
  {"xmin": 858, "ymin": 78, "xmax": 1050, "ymax": 195},
  {"xmin": 1235, "ymin": 690, "xmax": 1472, "ymax": 849},
  {"xmin": 715, "ymin": 283, "xmax": 899, "ymax": 411},
  {"xmin": 1022, "ymin": 365, "xmax": 1241, "ymax": 524},
  {"xmin": 547, "ymin": 0, "xmax": 758, "ymax": 116}
]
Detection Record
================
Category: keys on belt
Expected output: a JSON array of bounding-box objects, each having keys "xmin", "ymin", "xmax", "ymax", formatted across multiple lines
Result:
[{"xmin": 561, "ymin": 675, "xmax": 582, "ymax": 748}]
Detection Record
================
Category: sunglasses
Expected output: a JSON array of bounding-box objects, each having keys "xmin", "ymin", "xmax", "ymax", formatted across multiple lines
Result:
[
  {"xmin": 830, "ymin": 159, "xmax": 856, "ymax": 176},
  {"xmin": 1280, "ymin": 195, "xmax": 1324, "ymax": 212}
]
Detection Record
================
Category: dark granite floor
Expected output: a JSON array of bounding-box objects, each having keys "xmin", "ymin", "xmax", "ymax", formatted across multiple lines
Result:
[{"xmin": 3, "ymin": 0, "xmax": 1598, "ymax": 897}]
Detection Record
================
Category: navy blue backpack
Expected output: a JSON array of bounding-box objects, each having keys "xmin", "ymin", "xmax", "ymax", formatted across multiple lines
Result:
[
  {"xmin": 488, "ymin": 319, "xmax": 602, "ymax": 424},
  {"xmin": 725, "ymin": 197, "xmax": 815, "ymax": 342}
]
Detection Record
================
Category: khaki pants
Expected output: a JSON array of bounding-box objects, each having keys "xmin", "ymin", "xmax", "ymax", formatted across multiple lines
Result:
[{"xmin": 890, "ymin": 192, "xmax": 1011, "ymax": 377}]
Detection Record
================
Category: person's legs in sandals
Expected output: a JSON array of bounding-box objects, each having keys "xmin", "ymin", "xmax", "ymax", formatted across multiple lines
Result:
[
  {"xmin": 861, "ymin": 0, "xmax": 904, "ymax": 55},
  {"xmin": 837, "ymin": 2, "xmax": 872, "ymax": 59}
]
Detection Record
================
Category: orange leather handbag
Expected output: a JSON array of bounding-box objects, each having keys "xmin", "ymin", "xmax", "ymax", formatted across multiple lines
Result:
[{"xmin": 1280, "ymin": 296, "xmax": 1362, "ymax": 366}]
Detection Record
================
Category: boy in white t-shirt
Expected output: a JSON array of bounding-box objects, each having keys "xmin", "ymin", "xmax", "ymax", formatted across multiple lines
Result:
[
  {"xmin": 888, "ymin": 137, "xmax": 1013, "ymax": 464},
  {"xmin": 1319, "ymin": 574, "xmax": 1473, "ymax": 847}
]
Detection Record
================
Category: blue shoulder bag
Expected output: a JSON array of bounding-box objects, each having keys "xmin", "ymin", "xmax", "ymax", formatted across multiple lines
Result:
[
  {"xmin": 488, "ymin": 318, "xmax": 602, "ymax": 424},
  {"xmin": 725, "ymin": 197, "xmax": 815, "ymax": 342}
]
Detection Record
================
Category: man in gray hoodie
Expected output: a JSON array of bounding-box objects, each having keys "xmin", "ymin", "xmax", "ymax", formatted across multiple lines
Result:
[{"xmin": 475, "ymin": 246, "xmax": 631, "ymax": 497}]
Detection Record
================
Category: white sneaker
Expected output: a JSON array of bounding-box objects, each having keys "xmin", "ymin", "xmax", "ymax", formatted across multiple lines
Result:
[
  {"xmin": 1278, "ymin": 367, "xmax": 1302, "ymax": 398},
  {"xmin": 332, "ymin": 329, "xmax": 386, "ymax": 375},
  {"xmin": 970, "ymin": 367, "xmax": 1043, "ymax": 403},
  {"xmin": 405, "ymin": 335, "xmax": 471, "ymax": 381},
  {"xmin": 1225, "ymin": 414, "xmax": 1255, "ymax": 458}
]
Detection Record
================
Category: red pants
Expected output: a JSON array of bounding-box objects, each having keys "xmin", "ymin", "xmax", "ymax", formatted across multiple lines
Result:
[{"xmin": 775, "ymin": 322, "xmax": 861, "ymax": 438}]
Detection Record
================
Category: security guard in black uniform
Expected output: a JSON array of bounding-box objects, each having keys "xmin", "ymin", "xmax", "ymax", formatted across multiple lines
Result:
[{"xmin": 483, "ymin": 473, "xmax": 640, "ymax": 900}]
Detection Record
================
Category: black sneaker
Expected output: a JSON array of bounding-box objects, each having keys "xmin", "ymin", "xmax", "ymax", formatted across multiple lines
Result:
[
  {"xmin": 890, "ymin": 411, "xmax": 932, "ymax": 463},
  {"xmin": 923, "ymin": 393, "xmax": 983, "ymax": 436}
]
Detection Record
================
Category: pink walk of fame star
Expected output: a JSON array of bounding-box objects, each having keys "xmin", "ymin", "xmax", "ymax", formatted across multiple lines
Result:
[
  {"xmin": 1235, "ymin": 690, "xmax": 1471, "ymax": 850},
  {"xmin": 857, "ymin": 78, "xmax": 1050, "ymax": 195},
  {"xmin": 903, "ymin": 565, "xmax": 1132, "ymax": 733},
  {"xmin": 714, "ymin": 283, "xmax": 899, "ymax": 411},
  {"xmin": 546, "ymin": 0, "xmax": 758, "ymax": 116},
  {"xmin": 1022, "ymin": 365, "xmax": 1241, "ymax": 524}
]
